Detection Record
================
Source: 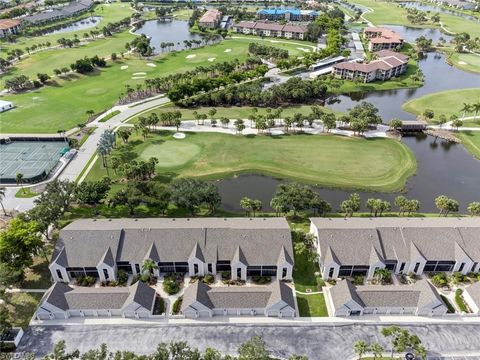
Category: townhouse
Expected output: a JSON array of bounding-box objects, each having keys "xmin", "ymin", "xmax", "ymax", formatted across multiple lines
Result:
[
  {"xmin": 256, "ymin": 8, "xmax": 319, "ymax": 22},
  {"xmin": 35, "ymin": 281, "xmax": 156, "ymax": 320},
  {"xmin": 309, "ymin": 217, "xmax": 480, "ymax": 281},
  {"xmin": 363, "ymin": 27, "xmax": 404, "ymax": 52},
  {"xmin": 0, "ymin": 19, "xmax": 21, "ymax": 38},
  {"xmin": 198, "ymin": 8, "xmax": 221, "ymax": 29},
  {"xmin": 181, "ymin": 280, "xmax": 296, "ymax": 318},
  {"xmin": 232, "ymin": 21, "xmax": 307, "ymax": 40},
  {"xmin": 328, "ymin": 279, "xmax": 448, "ymax": 317},
  {"xmin": 464, "ymin": 282, "xmax": 480, "ymax": 315},
  {"xmin": 332, "ymin": 50, "xmax": 409, "ymax": 83},
  {"xmin": 23, "ymin": 0, "xmax": 93, "ymax": 25},
  {"xmin": 50, "ymin": 218, "xmax": 294, "ymax": 284}
]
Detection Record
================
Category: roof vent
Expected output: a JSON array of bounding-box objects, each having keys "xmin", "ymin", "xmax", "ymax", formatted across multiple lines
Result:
[
  {"xmin": 93, "ymin": 219, "xmax": 97, "ymax": 222},
  {"xmin": 108, "ymin": 219, "xmax": 112, "ymax": 221},
  {"xmin": 134, "ymin": 219, "xmax": 138, "ymax": 221},
  {"xmin": 187, "ymin": 218, "xmax": 190, "ymax": 221},
  {"xmin": 172, "ymin": 218, "xmax": 176, "ymax": 221}
]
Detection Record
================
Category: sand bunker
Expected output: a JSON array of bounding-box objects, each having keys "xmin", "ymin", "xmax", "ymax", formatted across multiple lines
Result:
[
  {"xmin": 458, "ymin": 61, "xmax": 467, "ymax": 65},
  {"xmin": 296, "ymin": 47, "xmax": 311, "ymax": 52},
  {"xmin": 224, "ymin": 48, "xmax": 232, "ymax": 53},
  {"xmin": 120, "ymin": 65, "xmax": 128, "ymax": 70},
  {"xmin": 186, "ymin": 54, "xmax": 196, "ymax": 59},
  {"xmin": 132, "ymin": 76, "xmax": 146, "ymax": 80},
  {"xmin": 173, "ymin": 132, "xmax": 186, "ymax": 139},
  {"xmin": 208, "ymin": 57, "xmax": 216, "ymax": 62},
  {"xmin": 146, "ymin": 63, "xmax": 157, "ymax": 67},
  {"xmin": 133, "ymin": 72, "xmax": 147, "ymax": 76}
]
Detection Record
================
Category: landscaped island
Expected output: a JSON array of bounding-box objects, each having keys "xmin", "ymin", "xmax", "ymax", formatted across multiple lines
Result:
[{"xmin": 86, "ymin": 131, "xmax": 416, "ymax": 192}]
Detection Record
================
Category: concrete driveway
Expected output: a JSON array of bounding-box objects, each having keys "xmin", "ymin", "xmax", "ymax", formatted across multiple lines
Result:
[{"xmin": 17, "ymin": 323, "xmax": 480, "ymax": 359}]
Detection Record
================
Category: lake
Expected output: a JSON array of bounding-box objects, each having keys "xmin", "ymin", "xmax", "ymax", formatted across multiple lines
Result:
[{"xmin": 48, "ymin": 16, "xmax": 103, "ymax": 35}]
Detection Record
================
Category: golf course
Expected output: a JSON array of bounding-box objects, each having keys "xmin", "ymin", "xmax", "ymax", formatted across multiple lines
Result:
[
  {"xmin": 86, "ymin": 131, "xmax": 417, "ymax": 192},
  {"xmin": 402, "ymin": 88, "xmax": 480, "ymax": 121}
]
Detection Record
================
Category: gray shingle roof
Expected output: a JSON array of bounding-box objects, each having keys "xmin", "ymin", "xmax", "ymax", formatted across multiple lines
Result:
[
  {"xmin": 311, "ymin": 217, "xmax": 480, "ymax": 265},
  {"xmin": 330, "ymin": 279, "xmax": 443, "ymax": 309},
  {"xmin": 465, "ymin": 282, "xmax": 480, "ymax": 307},
  {"xmin": 181, "ymin": 280, "xmax": 295, "ymax": 311},
  {"xmin": 42, "ymin": 281, "xmax": 156, "ymax": 311},
  {"xmin": 55, "ymin": 218, "xmax": 292, "ymax": 268}
]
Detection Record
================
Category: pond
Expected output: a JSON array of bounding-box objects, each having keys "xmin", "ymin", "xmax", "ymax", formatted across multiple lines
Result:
[
  {"xmin": 216, "ymin": 134, "xmax": 480, "ymax": 213},
  {"xmin": 327, "ymin": 52, "xmax": 480, "ymax": 120},
  {"xmin": 398, "ymin": 1, "xmax": 480, "ymax": 22},
  {"xmin": 134, "ymin": 19, "xmax": 204, "ymax": 54},
  {"xmin": 381, "ymin": 24, "xmax": 453, "ymax": 43},
  {"xmin": 48, "ymin": 16, "xmax": 103, "ymax": 35}
]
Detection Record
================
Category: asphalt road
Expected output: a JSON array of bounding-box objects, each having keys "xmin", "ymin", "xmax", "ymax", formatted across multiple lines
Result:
[{"xmin": 17, "ymin": 323, "xmax": 480, "ymax": 359}]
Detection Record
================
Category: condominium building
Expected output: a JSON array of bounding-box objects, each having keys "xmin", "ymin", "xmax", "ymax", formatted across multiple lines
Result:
[
  {"xmin": 198, "ymin": 9, "xmax": 221, "ymax": 29},
  {"xmin": 332, "ymin": 50, "xmax": 409, "ymax": 83},
  {"xmin": 0, "ymin": 19, "xmax": 21, "ymax": 37},
  {"xmin": 50, "ymin": 218, "xmax": 294, "ymax": 284},
  {"xmin": 233, "ymin": 21, "xmax": 307, "ymax": 40},
  {"xmin": 256, "ymin": 8, "xmax": 319, "ymax": 22},
  {"xmin": 363, "ymin": 27, "xmax": 404, "ymax": 52},
  {"xmin": 309, "ymin": 217, "xmax": 480, "ymax": 281}
]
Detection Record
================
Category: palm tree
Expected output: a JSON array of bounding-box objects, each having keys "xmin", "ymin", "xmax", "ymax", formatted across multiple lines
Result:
[
  {"xmin": 460, "ymin": 103, "xmax": 472, "ymax": 120},
  {"xmin": 142, "ymin": 259, "xmax": 158, "ymax": 276},
  {"xmin": 472, "ymin": 102, "xmax": 480, "ymax": 122},
  {"xmin": 0, "ymin": 187, "xmax": 7, "ymax": 216},
  {"xmin": 353, "ymin": 340, "xmax": 369, "ymax": 359},
  {"xmin": 16, "ymin": 173, "xmax": 25, "ymax": 194}
]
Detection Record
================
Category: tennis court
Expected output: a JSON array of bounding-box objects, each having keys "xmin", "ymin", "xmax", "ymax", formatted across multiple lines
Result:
[{"xmin": 0, "ymin": 140, "xmax": 68, "ymax": 184}]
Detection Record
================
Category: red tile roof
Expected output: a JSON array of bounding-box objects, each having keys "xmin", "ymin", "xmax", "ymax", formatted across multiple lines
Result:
[
  {"xmin": 0, "ymin": 19, "xmax": 21, "ymax": 30},
  {"xmin": 199, "ymin": 9, "xmax": 221, "ymax": 24}
]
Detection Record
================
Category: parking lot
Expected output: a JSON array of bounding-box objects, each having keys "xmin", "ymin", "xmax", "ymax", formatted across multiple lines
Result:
[{"xmin": 17, "ymin": 323, "xmax": 480, "ymax": 359}]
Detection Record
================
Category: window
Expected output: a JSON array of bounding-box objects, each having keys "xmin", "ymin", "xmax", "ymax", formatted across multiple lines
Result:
[
  {"xmin": 103, "ymin": 269, "xmax": 109, "ymax": 281},
  {"xmin": 261, "ymin": 266, "xmax": 277, "ymax": 276},
  {"xmin": 56, "ymin": 269, "xmax": 63, "ymax": 281},
  {"xmin": 423, "ymin": 261, "xmax": 455, "ymax": 272},
  {"xmin": 216, "ymin": 260, "xmax": 231, "ymax": 272},
  {"xmin": 208, "ymin": 264, "xmax": 213, "ymax": 273},
  {"xmin": 473, "ymin": 262, "xmax": 479, "ymax": 273},
  {"xmin": 458, "ymin": 263, "xmax": 465, "ymax": 272},
  {"xmin": 237, "ymin": 268, "xmax": 242, "ymax": 278},
  {"xmin": 339, "ymin": 265, "xmax": 369, "ymax": 277},
  {"xmin": 399, "ymin": 262, "xmax": 406, "ymax": 273},
  {"xmin": 282, "ymin": 268, "xmax": 287, "ymax": 279},
  {"xmin": 247, "ymin": 266, "xmax": 261, "ymax": 277},
  {"xmin": 193, "ymin": 264, "xmax": 199, "ymax": 275},
  {"xmin": 385, "ymin": 260, "xmax": 397, "ymax": 271},
  {"xmin": 413, "ymin": 263, "xmax": 420, "ymax": 273},
  {"xmin": 135, "ymin": 264, "xmax": 141, "ymax": 274},
  {"xmin": 328, "ymin": 268, "xmax": 334, "ymax": 278},
  {"xmin": 117, "ymin": 261, "xmax": 133, "ymax": 274}
]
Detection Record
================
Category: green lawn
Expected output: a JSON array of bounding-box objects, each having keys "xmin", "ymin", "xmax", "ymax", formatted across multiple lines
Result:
[
  {"xmin": 129, "ymin": 105, "xmax": 340, "ymax": 124},
  {"xmin": 349, "ymin": 0, "xmax": 480, "ymax": 37},
  {"xmin": 86, "ymin": 131, "xmax": 416, "ymax": 192},
  {"xmin": 0, "ymin": 2, "xmax": 134, "ymax": 54},
  {"xmin": 462, "ymin": 120, "xmax": 480, "ymax": 128},
  {"xmin": 402, "ymin": 88, "xmax": 480, "ymax": 121},
  {"xmin": 23, "ymin": 255, "xmax": 52, "ymax": 289},
  {"xmin": 6, "ymin": 292, "xmax": 44, "ymax": 328},
  {"xmin": 293, "ymin": 241, "xmax": 323, "ymax": 293},
  {"xmin": 456, "ymin": 131, "xmax": 480, "ymax": 159},
  {"xmin": 296, "ymin": 293, "xmax": 328, "ymax": 317},
  {"xmin": 0, "ymin": 37, "xmax": 314, "ymax": 133},
  {"xmin": 15, "ymin": 187, "xmax": 39, "ymax": 198},
  {"xmin": 447, "ymin": 52, "xmax": 480, "ymax": 74}
]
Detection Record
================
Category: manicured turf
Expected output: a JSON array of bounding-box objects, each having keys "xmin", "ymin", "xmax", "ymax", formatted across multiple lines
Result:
[
  {"xmin": 296, "ymin": 293, "xmax": 328, "ymax": 317},
  {"xmin": 0, "ymin": 37, "xmax": 314, "ymax": 133},
  {"xmin": 86, "ymin": 131, "xmax": 417, "ymax": 192},
  {"xmin": 140, "ymin": 142, "xmax": 202, "ymax": 167},
  {"xmin": 447, "ymin": 52, "xmax": 480, "ymax": 74},
  {"xmin": 402, "ymin": 88, "xmax": 480, "ymax": 121},
  {"xmin": 349, "ymin": 0, "xmax": 480, "ymax": 37},
  {"xmin": 0, "ymin": 3, "xmax": 133, "ymax": 54},
  {"xmin": 23, "ymin": 254, "xmax": 52, "ymax": 289},
  {"xmin": 456, "ymin": 131, "xmax": 480, "ymax": 159}
]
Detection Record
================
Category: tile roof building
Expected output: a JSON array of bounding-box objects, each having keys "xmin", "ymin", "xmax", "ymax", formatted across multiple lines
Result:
[
  {"xmin": 256, "ymin": 8, "xmax": 319, "ymax": 22},
  {"xmin": 198, "ymin": 9, "xmax": 221, "ymax": 29},
  {"xmin": 50, "ymin": 218, "xmax": 294, "ymax": 284},
  {"xmin": 0, "ymin": 19, "xmax": 21, "ymax": 38},
  {"xmin": 327, "ymin": 279, "xmax": 448, "ymax": 316},
  {"xmin": 181, "ymin": 280, "xmax": 296, "ymax": 318},
  {"xmin": 363, "ymin": 27, "xmax": 404, "ymax": 52},
  {"xmin": 233, "ymin": 21, "xmax": 307, "ymax": 40},
  {"xmin": 35, "ymin": 281, "xmax": 156, "ymax": 320},
  {"xmin": 310, "ymin": 217, "xmax": 480, "ymax": 281},
  {"xmin": 332, "ymin": 50, "xmax": 409, "ymax": 83}
]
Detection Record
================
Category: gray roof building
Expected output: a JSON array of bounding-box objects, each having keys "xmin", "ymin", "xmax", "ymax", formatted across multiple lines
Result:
[
  {"xmin": 328, "ymin": 279, "xmax": 447, "ymax": 316},
  {"xmin": 310, "ymin": 218, "xmax": 480, "ymax": 280},
  {"xmin": 181, "ymin": 280, "xmax": 296, "ymax": 318}
]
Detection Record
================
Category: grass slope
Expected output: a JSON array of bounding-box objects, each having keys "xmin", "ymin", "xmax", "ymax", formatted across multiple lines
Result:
[
  {"xmin": 456, "ymin": 131, "xmax": 480, "ymax": 159},
  {"xmin": 86, "ymin": 131, "xmax": 417, "ymax": 192},
  {"xmin": 402, "ymin": 88, "xmax": 480, "ymax": 121},
  {"xmin": 447, "ymin": 52, "xmax": 480, "ymax": 74}
]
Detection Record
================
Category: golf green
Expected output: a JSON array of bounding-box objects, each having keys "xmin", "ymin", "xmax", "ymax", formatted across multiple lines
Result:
[{"xmin": 139, "ymin": 140, "xmax": 202, "ymax": 168}]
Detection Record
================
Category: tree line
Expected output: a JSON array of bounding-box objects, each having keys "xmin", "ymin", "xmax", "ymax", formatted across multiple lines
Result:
[{"xmin": 14, "ymin": 337, "xmax": 308, "ymax": 360}]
